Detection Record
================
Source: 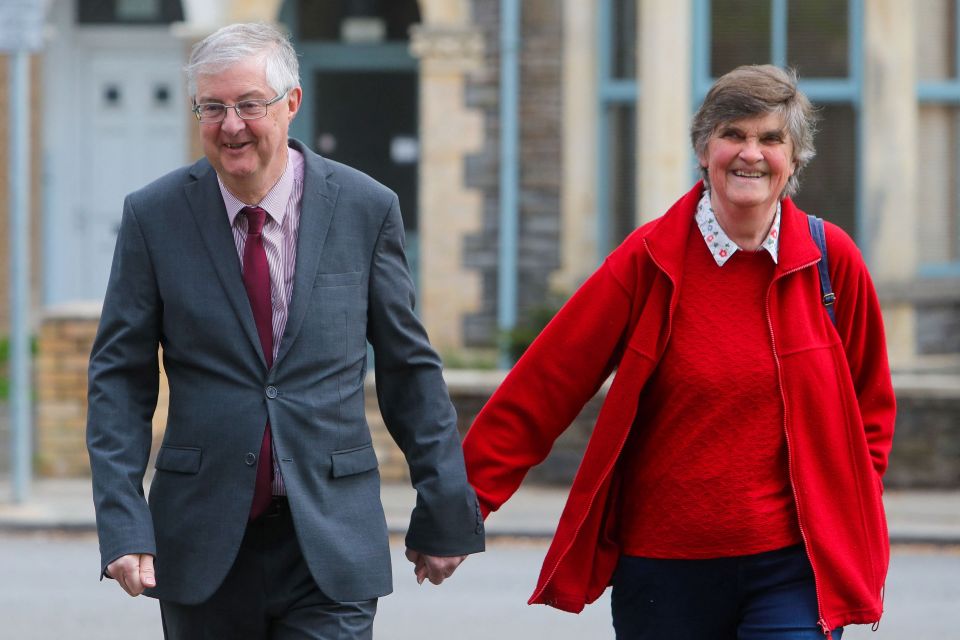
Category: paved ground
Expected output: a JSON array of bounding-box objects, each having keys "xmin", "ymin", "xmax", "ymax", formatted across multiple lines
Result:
[
  {"xmin": 2, "ymin": 479, "xmax": 960, "ymax": 546},
  {"xmin": 0, "ymin": 532, "xmax": 956, "ymax": 639},
  {"xmin": 0, "ymin": 476, "xmax": 958, "ymax": 638}
]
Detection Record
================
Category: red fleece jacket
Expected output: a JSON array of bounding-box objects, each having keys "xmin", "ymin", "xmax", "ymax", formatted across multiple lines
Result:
[{"xmin": 463, "ymin": 183, "xmax": 896, "ymax": 633}]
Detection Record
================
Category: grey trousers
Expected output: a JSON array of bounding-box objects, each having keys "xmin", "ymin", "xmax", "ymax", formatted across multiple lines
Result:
[{"xmin": 160, "ymin": 498, "xmax": 377, "ymax": 640}]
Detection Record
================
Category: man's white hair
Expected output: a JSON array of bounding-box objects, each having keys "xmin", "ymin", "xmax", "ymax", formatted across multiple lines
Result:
[{"xmin": 185, "ymin": 23, "xmax": 300, "ymax": 100}]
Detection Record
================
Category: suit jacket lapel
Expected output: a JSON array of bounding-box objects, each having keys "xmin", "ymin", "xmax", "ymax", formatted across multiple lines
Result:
[
  {"xmin": 183, "ymin": 160, "xmax": 269, "ymax": 369},
  {"xmin": 274, "ymin": 143, "xmax": 339, "ymax": 368}
]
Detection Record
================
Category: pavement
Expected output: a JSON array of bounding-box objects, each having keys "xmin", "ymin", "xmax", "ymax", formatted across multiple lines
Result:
[{"xmin": 1, "ymin": 477, "xmax": 959, "ymax": 545}]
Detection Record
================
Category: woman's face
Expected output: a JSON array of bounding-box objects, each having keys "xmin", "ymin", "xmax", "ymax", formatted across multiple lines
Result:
[{"xmin": 699, "ymin": 112, "xmax": 795, "ymax": 218}]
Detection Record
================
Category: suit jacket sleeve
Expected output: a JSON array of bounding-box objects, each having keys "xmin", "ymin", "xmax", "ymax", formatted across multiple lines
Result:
[
  {"xmin": 86, "ymin": 195, "xmax": 161, "ymax": 577},
  {"xmin": 366, "ymin": 195, "xmax": 485, "ymax": 556}
]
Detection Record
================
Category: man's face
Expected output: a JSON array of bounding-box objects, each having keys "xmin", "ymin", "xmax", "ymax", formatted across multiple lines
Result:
[{"xmin": 195, "ymin": 57, "xmax": 301, "ymax": 199}]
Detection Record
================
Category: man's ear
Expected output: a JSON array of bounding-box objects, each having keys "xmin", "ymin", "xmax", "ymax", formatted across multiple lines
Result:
[{"xmin": 286, "ymin": 86, "xmax": 303, "ymax": 121}]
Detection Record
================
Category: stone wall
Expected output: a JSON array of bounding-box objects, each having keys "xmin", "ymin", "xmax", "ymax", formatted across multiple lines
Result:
[
  {"xmin": 462, "ymin": 0, "xmax": 564, "ymax": 346},
  {"xmin": 885, "ymin": 374, "xmax": 960, "ymax": 488},
  {"xmin": 368, "ymin": 370, "xmax": 606, "ymax": 484},
  {"xmin": 31, "ymin": 309, "xmax": 960, "ymax": 490}
]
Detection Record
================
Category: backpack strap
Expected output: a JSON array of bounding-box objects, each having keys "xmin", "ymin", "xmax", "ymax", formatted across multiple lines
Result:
[{"xmin": 806, "ymin": 214, "xmax": 837, "ymax": 326}]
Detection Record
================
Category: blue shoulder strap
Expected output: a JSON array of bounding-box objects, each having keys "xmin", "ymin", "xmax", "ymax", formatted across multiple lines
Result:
[{"xmin": 806, "ymin": 214, "xmax": 837, "ymax": 326}]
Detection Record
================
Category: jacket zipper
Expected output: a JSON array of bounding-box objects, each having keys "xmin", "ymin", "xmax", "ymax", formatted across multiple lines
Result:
[
  {"xmin": 764, "ymin": 259, "xmax": 832, "ymax": 635},
  {"xmin": 534, "ymin": 243, "xmax": 680, "ymax": 605}
]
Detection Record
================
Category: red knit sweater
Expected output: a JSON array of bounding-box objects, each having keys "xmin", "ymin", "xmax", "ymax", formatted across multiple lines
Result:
[{"xmin": 619, "ymin": 224, "xmax": 802, "ymax": 558}]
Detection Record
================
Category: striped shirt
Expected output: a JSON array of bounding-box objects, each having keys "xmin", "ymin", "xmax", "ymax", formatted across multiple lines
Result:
[{"xmin": 218, "ymin": 145, "xmax": 305, "ymax": 495}]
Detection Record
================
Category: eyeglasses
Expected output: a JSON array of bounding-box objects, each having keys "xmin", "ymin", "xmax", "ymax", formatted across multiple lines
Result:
[{"xmin": 192, "ymin": 91, "xmax": 288, "ymax": 124}]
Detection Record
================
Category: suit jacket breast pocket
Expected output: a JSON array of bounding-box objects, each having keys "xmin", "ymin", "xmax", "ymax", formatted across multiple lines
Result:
[
  {"xmin": 314, "ymin": 271, "xmax": 362, "ymax": 288},
  {"xmin": 311, "ymin": 272, "xmax": 365, "ymax": 362}
]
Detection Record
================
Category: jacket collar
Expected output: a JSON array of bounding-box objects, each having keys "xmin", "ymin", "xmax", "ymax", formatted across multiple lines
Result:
[
  {"xmin": 644, "ymin": 181, "xmax": 822, "ymax": 280},
  {"xmin": 273, "ymin": 138, "xmax": 339, "ymax": 369},
  {"xmin": 183, "ymin": 138, "xmax": 340, "ymax": 371}
]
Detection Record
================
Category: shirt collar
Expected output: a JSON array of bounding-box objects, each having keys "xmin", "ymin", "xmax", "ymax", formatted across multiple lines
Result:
[
  {"xmin": 220, "ymin": 146, "xmax": 295, "ymax": 227},
  {"xmin": 694, "ymin": 190, "xmax": 781, "ymax": 267}
]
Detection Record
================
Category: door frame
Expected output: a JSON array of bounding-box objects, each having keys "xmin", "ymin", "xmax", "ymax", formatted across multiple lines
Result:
[{"xmin": 279, "ymin": 1, "xmax": 421, "ymax": 281}]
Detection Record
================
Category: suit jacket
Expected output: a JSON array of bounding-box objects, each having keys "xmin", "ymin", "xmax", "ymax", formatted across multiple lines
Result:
[{"xmin": 87, "ymin": 139, "xmax": 485, "ymax": 605}]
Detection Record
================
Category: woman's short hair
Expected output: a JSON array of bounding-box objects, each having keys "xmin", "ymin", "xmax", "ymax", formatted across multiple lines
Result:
[
  {"xmin": 690, "ymin": 65, "xmax": 817, "ymax": 198},
  {"xmin": 185, "ymin": 23, "xmax": 300, "ymax": 100}
]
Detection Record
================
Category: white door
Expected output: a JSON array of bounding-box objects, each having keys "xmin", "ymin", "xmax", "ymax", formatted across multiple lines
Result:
[{"xmin": 71, "ymin": 47, "xmax": 187, "ymax": 301}]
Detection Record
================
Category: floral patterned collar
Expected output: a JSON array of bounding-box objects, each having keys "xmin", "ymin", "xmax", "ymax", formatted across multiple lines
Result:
[{"xmin": 694, "ymin": 190, "xmax": 781, "ymax": 267}]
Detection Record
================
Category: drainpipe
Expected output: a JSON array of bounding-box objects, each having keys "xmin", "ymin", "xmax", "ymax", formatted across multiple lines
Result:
[
  {"xmin": 498, "ymin": 0, "xmax": 520, "ymax": 368},
  {"xmin": 9, "ymin": 51, "xmax": 33, "ymax": 503}
]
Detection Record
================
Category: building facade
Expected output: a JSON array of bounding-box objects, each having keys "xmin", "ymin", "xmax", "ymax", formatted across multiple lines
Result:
[
  {"xmin": 1, "ymin": 0, "xmax": 958, "ymax": 483},
  {"xmin": 3, "ymin": 0, "xmax": 958, "ymax": 368}
]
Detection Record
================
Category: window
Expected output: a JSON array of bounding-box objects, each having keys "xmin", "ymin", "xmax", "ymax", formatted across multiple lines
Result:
[
  {"xmin": 598, "ymin": 0, "xmax": 864, "ymax": 258},
  {"xmin": 598, "ymin": 0, "xmax": 640, "ymax": 256},
  {"xmin": 697, "ymin": 0, "xmax": 862, "ymax": 239},
  {"xmin": 917, "ymin": 0, "xmax": 960, "ymax": 273}
]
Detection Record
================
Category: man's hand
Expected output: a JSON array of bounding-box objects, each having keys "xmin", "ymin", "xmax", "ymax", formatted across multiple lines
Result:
[
  {"xmin": 106, "ymin": 553, "xmax": 156, "ymax": 597},
  {"xmin": 404, "ymin": 548, "xmax": 467, "ymax": 585}
]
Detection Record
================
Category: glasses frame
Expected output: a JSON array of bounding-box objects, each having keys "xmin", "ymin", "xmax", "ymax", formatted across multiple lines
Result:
[{"xmin": 192, "ymin": 91, "xmax": 288, "ymax": 124}]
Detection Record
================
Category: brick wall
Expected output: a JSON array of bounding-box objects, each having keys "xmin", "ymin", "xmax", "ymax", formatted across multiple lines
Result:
[
  {"xmin": 35, "ymin": 305, "xmax": 100, "ymax": 476},
  {"xmin": 35, "ymin": 305, "xmax": 169, "ymax": 476}
]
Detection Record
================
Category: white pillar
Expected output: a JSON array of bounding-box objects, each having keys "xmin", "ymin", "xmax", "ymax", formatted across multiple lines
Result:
[
  {"xmin": 637, "ymin": 0, "xmax": 692, "ymax": 223},
  {"xmin": 410, "ymin": 1, "xmax": 485, "ymax": 352},
  {"xmin": 553, "ymin": 0, "xmax": 599, "ymax": 292},
  {"xmin": 863, "ymin": 0, "xmax": 918, "ymax": 367}
]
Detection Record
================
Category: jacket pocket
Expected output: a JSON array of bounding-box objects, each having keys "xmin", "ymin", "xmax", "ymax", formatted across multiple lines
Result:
[
  {"xmin": 154, "ymin": 445, "xmax": 202, "ymax": 474},
  {"xmin": 314, "ymin": 271, "xmax": 362, "ymax": 288},
  {"xmin": 330, "ymin": 443, "xmax": 378, "ymax": 478}
]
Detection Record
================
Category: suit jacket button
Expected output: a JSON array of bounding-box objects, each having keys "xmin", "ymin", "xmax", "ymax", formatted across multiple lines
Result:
[
  {"xmin": 265, "ymin": 386, "xmax": 278, "ymax": 399},
  {"xmin": 245, "ymin": 452, "xmax": 257, "ymax": 466}
]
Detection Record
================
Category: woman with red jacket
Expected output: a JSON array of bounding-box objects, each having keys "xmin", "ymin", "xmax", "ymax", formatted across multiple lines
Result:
[{"xmin": 462, "ymin": 65, "xmax": 895, "ymax": 640}]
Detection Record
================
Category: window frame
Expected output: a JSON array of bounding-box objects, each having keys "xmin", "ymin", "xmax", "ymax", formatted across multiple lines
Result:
[
  {"xmin": 693, "ymin": 0, "xmax": 865, "ymax": 248},
  {"xmin": 596, "ymin": 0, "xmax": 641, "ymax": 259},
  {"xmin": 916, "ymin": 0, "xmax": 960, "ymax": 277},
  {"xmin": 597, "ymin": 0, "xmax": 866, "ymax": 262}
]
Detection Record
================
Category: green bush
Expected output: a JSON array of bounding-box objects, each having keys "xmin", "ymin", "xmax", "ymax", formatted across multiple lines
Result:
[
  {"xmin": 504, "ymin": 292, "xmax": 568, "ymax": 364},
  {"xmin": 0, "ymin": 335, "xmax": 38, "ymax": 401}
]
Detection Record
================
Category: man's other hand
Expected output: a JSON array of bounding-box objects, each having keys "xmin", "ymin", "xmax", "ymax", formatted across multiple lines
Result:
[
  {"xmin": 106, "ymin": 553, "xmax": 156, "ymax": 597},
  {"xmin": 404, "ymin": 548, "xmax": 467, "ymax": 586}
]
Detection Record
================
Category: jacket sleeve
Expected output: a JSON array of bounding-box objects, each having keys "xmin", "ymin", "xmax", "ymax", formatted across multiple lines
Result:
[
  {"xmin": 366, "ymin": 195, "xmax": 485, "ymax": 557},
  {"xmin": 86, "ymin": 196, "xmax": 161, "ymax": 577},
  {"xmin": 463, "ymin": 255, "xmax": 636, "ymax": 517},
  {"xmin": 826, "ymin": 223, "xmax": 896, "ymax": 479}
]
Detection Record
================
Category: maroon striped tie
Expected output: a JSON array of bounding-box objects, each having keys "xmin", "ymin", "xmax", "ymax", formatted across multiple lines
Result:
[{"xmin": 241, "ymin": 206, "xmax": 274, "ymax": 521}]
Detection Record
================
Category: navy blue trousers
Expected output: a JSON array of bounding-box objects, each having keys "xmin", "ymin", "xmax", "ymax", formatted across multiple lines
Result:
[{"xmin": 611, "ymin": 545, "xmax": 843, "ymax": 640}]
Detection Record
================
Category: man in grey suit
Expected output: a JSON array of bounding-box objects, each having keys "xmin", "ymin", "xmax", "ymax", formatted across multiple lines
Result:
[{"xmin": 86, "ymin": 22, "xmax": 484, "ymax": 639}]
